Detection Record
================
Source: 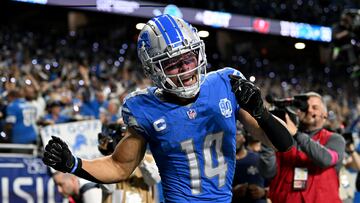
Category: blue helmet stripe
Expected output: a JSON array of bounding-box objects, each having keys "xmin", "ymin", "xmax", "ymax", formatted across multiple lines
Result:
[
  {"xmin": 153, "ymin": 17, "xmax": 171, "ymax": 45},
  {"xmin": 165, "ymin": 14, "xmax": 184, "ymax": 46},
  {"xmin": 153, "ymin": 15, "xmax": 183, "ymax": 46}
]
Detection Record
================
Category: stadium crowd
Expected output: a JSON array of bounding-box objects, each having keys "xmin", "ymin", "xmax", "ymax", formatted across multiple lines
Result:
[{"xmin": 159, "ymin": 0, "xmax": 360, "ymax": 26}]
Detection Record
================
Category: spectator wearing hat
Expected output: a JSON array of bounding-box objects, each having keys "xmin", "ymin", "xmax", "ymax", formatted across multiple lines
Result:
[{"xmin": 41, "ymin": 100, "xmax": 71, "ymax": 125}]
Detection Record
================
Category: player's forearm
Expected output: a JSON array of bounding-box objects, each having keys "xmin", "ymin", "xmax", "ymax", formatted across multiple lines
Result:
[
  {"xmin": 256, "ymin": 110, "xmax": 294, "ymax": 152},
  {"xmin": 238, "ymin": 109, "xmax": 274, "ymax": 148},
  {"xmin": 75, "ymin": 156, "xmax": 131, "ymax": 184},
  {"xmin": 75, "ymin": 132, "xmax": 146, "ymax": 183}
]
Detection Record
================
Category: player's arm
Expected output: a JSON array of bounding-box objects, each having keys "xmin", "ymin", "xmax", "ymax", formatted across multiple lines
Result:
[
  {"xmin": 229, "ymin": 75, "xmax": 294, "ymax": 152},
  {"xmin": 237, "ymin": 109, "xmax": 273, "ymax": 147},
  {"xmin": 42, "ymin": 127, "xmax": 147, "ymax": 183}
]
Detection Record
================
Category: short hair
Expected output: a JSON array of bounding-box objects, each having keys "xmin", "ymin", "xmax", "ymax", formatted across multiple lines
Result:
[
  {"xmin": 304, "ymin": 91, "xmax": 327, "ymax": 113},
  {"xmin": 7, "ymin": 89, "xmax": 22, "ymax": 99}
]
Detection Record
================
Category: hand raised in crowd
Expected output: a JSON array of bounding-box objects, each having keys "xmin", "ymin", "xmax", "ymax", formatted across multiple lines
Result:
[
  {"xmin": 228, "ymin": 75, "xmax": 265, "ymax": 119},
  {"xmin": 248, "ymin": 184, "xmax": 266, "ymax": 200},
  {"xmin": 42, "ymin": 136, "xmax": 77, "ymax": 173}
]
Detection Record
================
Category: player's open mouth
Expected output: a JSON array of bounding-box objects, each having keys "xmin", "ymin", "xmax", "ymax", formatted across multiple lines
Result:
[{"xmin": 181, "ymin": 75, "xmax": 197, "ymax": 86}]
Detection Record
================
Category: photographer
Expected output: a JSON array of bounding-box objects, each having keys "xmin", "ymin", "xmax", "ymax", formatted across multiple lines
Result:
[{"xmin": 259, "ymin": 92, "xmax": 345, "ymax": 203}]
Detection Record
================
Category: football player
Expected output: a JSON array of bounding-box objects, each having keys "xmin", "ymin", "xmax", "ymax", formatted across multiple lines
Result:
[{"xmin": 43, "ymin": 14, "xmax": 294, "ymax": 202}]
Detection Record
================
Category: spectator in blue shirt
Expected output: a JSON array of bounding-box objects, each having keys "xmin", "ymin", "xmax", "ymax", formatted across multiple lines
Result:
[
  {"xmin": 41, "ymin": 100, "xmax": 72, "ymax": 125},
  {"xmin": 4, "ymin": 89, "xmax": 38, "ymax": 144},
  {"xmin": 232, "ymin": 128, "xmax": 267, "ymax": 203},
  {"xmin": 90, "ymin": 88, "xmax": 108, "ymax": 119}
]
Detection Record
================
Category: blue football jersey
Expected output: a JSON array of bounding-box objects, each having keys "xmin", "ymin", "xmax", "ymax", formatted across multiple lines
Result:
[
  {"xmin": 5, "ymin": 98, "xmax": 37, "ymax": 144},
  {"xmin": 122, "ymin": 68, "xmax": 245, "ymax": 203}
]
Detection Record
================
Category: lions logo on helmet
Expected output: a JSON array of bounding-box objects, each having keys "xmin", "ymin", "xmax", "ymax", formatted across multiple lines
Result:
[{"xmin": 137, "ymin": 14, "xmax": 207, "ymax": 98}]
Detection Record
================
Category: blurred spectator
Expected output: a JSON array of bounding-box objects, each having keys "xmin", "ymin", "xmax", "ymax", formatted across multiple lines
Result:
[
  {"xmin": 232, "ymin": 128, "xmax": 267, "ymax": 203},
  {"xmin": 331, "ymin": 9, "xmax": 360, "ymax": 77},
  {"xmin": 161, "ymin": 0, "xmax": 358, "ymax": 26},
  {"xmin": 246, "ymin": 134, "xmax": 262, "ymax": 153},
  {"xmin": 99, "ymin": 99, "xmax": 121, "ymax": 125},
  {"xmin": 73, "ymin": 88, "xmax": 96, "ymax": 120},
  {"xmin": 97, "ymin": 119, "xmax": 160, "ymax": 203},
  {"xmin": 23, "ymin": 75, "xmax": 46, "ymax": 121},
  {"xmin": 340, "ymin": 141, "xmax": 360, "ymax": 203},
  {"xmin": 90, "ymin": 88, "xmax": 108, "ymax": 119},
  {"xmin": 260, "ymin": 92, "xmax": 345, "ymax": 203},
  {"xmin": 40, "ymin": 100, "xmax": 72, "ymax": 125},
  {"xmin": 52, "ymin": 171, "xmax": 110, "ymax": 203},
  {"xmin": 3, "ymin": 88, "xmax": 37, "ymax": 144}
]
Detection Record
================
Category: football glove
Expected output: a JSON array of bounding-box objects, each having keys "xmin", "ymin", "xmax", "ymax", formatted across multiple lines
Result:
[
  {"xmin": 229, "ymin": 74, "xmax": 265, "ymax": 120},
  {"xmin": 42, "ymin": 136, "xmax": 78, "ymax": 173}
]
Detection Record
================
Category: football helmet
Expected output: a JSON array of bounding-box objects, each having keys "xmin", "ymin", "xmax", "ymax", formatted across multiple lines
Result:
[{"xmin": 137, "ymin": 14, "xmax": 207, "ymax": 98}]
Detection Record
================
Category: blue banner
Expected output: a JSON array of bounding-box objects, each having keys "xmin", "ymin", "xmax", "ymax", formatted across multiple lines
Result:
[{"xmin": 0, "ymin": 157, "xmax": 62, "ymax": 203}]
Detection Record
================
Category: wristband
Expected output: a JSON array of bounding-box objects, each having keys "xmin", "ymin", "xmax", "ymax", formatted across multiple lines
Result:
[{"xmin": 70, "ymin": 156, "xmax": 79, "ymax": 174}]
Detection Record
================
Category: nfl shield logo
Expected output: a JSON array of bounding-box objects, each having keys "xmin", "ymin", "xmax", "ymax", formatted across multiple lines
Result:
[{"xmin": 187, "ymin": 109, "xmax": 197, "ymax": 119}]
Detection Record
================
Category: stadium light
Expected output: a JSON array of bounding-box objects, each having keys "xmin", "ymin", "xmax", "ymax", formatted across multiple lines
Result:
[
  {"xmin": 198, "ymin": 30, "xmax": 209, "ymax": 38},
  {"xmin": 249, "ymin": 76, "xmax": 256, "ymax": 82},
  {"xmin": 294, "ymin": 42, "xmax": 306, "ymax": 49}
]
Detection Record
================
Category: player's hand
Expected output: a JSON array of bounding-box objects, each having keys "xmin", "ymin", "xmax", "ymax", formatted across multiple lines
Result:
[
  {"xmin": 42, "ymin": 136, "xmax": 76, "ymax": 173},
  {"xmin": 229, "ymin": 75, "xmax": 265, "ymax": 119}
]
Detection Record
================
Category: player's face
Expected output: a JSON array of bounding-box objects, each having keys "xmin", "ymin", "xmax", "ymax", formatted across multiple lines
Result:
[
  {"xmin": 298, "ymin": 96, "xmax": 327, "ymax": 130},
  {"xmin": 162, "ymin": 52, "xmax": 198, "ymax": 87}
]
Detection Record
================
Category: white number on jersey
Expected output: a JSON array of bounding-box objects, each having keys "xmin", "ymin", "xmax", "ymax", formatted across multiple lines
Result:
[{"xmin": 181, "ymin": 132, "xmax": 228, "ymax": 194}]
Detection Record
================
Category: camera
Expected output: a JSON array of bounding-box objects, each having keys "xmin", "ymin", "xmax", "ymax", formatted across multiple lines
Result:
[
  {"xmin": 266, "ymin": 94, "xmax": 309, "ymax": 125},
  {"xmin": 97, "ymin": 122, "xmax": 127, "ymax": 156},
  {"xmin": 343, "ymin": 132, "xmax": 354, "ymax": 145}
]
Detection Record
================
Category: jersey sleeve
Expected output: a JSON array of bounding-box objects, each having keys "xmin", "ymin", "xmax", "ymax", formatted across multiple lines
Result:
[
  {"xmin": 121, "ymin": 94, "xmax": 151, "ymax": 141},
  {"xmin": 221, "ymin": 67, "xmax": 246, "ymax": 79},
  {"xmin": 217, "ymin": 67, "xmax": 247, "ymax": 113},
  {"xmin": 5, "ymin": 104, "xmax": 17, "ymax": 124}
]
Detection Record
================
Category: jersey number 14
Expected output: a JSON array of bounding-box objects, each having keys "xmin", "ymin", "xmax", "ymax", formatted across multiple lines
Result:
[{"xmin": 180, "ymin": 132, "xmax": 228, "ymax": 195}]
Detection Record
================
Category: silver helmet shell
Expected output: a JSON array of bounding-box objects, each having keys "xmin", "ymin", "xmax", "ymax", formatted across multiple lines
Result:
[{"xmin": 137, "ymin": 14, "xmax": 207, "ymax": 98}]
